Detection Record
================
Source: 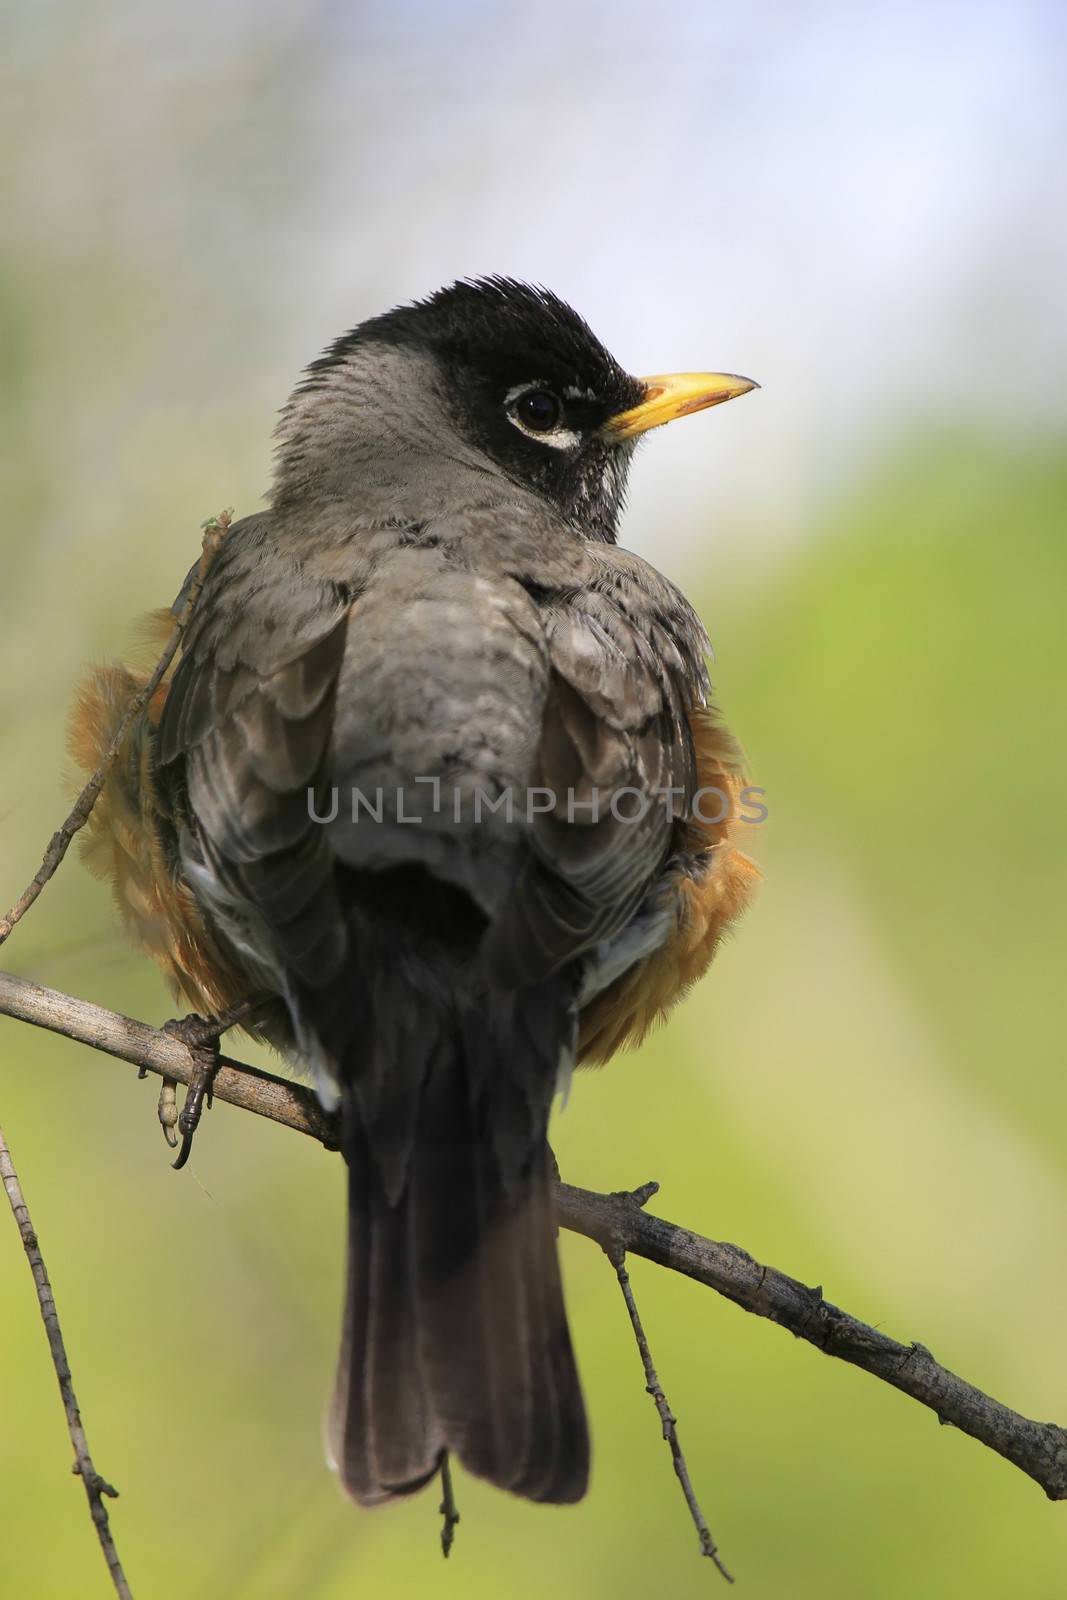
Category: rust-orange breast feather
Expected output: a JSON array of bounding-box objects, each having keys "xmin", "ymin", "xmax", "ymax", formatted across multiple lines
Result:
[
  {"xmin": 68, "ymin": 611, "xmax": 248, "ymax": 1020},
  {"xmin": 577, "ymin": 706, "xmax": 760, "ymax": 1064}
]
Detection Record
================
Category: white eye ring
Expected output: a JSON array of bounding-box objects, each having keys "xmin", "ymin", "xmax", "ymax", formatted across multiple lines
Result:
[{"xmin": 504, "ymin": 382, "xmax": 582, "ymax": 451}]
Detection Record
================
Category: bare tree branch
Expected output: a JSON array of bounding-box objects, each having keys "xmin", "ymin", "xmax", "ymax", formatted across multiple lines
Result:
[
  {"xmin": 0, "ymin": 510, "xmax": 231, "ymax": 947},
  {"xmin": 555, "ymin": 1182, "xmax": 1067, "ymax": 1503},
  {"xmin": 0, "ymin": 1116, "xmax": 133, "ymax": 1599},
  {"xmin": 3, "ymin": 966, "xmax": 1066, "ymax": 1504}
]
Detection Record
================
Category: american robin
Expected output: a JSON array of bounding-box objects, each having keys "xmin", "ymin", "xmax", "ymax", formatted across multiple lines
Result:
[{"xmin": 70, "ymin": 278, "xmax": 759, "ymax": 1506}]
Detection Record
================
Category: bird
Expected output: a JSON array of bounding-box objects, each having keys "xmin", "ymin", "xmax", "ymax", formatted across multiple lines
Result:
[{"xmin": 70, "ymin": 276, "xmax": 760, "ymax": 1508}]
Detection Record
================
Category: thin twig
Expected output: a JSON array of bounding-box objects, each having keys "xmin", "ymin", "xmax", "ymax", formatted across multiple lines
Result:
[
  {"xmin": 0, "ymin": 509, "xmax": 232, "ymax": 947},
  {"xmin": 606, "ymin": 1195, "xmax": 733, "ymax": 1583},
  {"xmin": 0, "ymin": 1118, "xmax": 133, "ymax": 1599},
  {"xmin": 438, "ymin": 1451, "xmax": 460, "ymax": 1558},
  {"xmin": 3, "ymin": 967, "xmax": 1067, "ymax": 1502}
]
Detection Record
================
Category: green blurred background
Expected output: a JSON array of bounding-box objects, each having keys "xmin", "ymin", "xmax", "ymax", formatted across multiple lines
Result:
[{"xmin": 2, "ymin": 4, "xmax": 1066, "ymax": 1596}]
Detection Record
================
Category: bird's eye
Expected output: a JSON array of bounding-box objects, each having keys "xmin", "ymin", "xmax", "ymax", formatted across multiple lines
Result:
[{"xmin": 514, "ymin": 388, "xmax": 563, "ymax": 432}]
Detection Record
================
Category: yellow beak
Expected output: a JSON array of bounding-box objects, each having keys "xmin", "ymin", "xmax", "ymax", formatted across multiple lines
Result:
[{"xmin": 602, "ymin": 371, "xmax": 759, "ymax": 441}]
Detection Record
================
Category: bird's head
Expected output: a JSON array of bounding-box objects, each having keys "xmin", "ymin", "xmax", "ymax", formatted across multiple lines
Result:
[{"xmin": 273, "ymin": 277, "xmax": 756, "ymax": 543}]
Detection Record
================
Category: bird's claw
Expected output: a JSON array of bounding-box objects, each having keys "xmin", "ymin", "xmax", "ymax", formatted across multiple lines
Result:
[
  {"xmin": 157, "ymin": 1077, "xmax": 180, "ymax": 1147},
  {"xmin": 160, "ymin": 1012, "xmax": 224, "ymax": 1170}
]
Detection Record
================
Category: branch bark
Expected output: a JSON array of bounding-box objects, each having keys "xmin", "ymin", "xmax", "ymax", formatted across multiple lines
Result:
[
  {"xmin": 0, "ymin": 1116, "xmax": 133, "ymax": 1599},
  {"xmin": 3, "ymin": 967, "xmax": 1066, "ymax": 1504}
]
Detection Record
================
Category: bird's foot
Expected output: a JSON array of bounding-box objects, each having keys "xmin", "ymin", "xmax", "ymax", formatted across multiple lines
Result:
[{"xmin": 160, "ymin": 1012, "xmax": 224, "ymax": 1170}]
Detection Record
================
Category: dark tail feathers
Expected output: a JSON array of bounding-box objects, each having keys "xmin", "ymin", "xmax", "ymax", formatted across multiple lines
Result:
[{"xmin": 327, "ymin": 1021, "xmax": 589, "ymax": 1506}]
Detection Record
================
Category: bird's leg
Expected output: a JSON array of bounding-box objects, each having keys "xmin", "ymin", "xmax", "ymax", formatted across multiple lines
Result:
[
  {"xmin": 160, "ymin": 1012, "xmax": 223, "ymax": 1171},
  {"xmin": 438, "ymin": 1451, "xmax": 460, "ymax": 1558},
  {"xmin": 156, "ymin": 997, "xmax": 269, "ymax": 1168}
]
